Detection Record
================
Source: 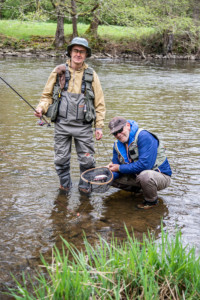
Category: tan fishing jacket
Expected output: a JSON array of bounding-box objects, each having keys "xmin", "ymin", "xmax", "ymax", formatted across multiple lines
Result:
[{"xmin": 36, "ymin": 60, "xmax": 105, "ymax": 128}]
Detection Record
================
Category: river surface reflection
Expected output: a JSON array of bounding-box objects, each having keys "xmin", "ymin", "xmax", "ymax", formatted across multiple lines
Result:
[{"xmin": 0, "ymin": 57, "xmax": 200, "ymax": 293}]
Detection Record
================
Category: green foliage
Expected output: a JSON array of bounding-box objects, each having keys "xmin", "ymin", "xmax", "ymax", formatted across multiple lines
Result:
[
  {"xmin": 7, "ymin": 226, "xmax": 200, "ymax": 299},
  {"xmin": 100, "ymin": 0, "xmax": 153, "ymax": 27},
  {"xmin": 21, "ymin": 11, "xmax": 49, "ymax": 22},
  {"xmin": 143, "ymin": 0, "xmax": 190, "ymax": 18},
  {"xmin": 1, "ymin": 0, "xmax": 200, "ymax": 26},
  {"xmin": 1, "ymin": 0, "xmax": 36, "ymax": 19},
  {"xmin": 99, "ymin": 0, "xmax": 193, "ymax": 27}
]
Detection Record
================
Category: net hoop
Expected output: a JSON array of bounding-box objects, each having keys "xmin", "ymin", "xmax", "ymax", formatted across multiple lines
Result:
[{"xmin": 81, "ymin": 166, "xmax": 113, "ymax": 186}]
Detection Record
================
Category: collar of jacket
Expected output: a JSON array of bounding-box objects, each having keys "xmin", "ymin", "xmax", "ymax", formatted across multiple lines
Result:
[
  {"xmin": 127, "ymin": 120, "xmax": 139, "ymax": 147},
  {"xmin": 67, "ymin": 59, "xmax": 88, "ymax": 72},
  {"xmin": 54, "ymin": 60, "xmax": 88, "ymax": 90}
]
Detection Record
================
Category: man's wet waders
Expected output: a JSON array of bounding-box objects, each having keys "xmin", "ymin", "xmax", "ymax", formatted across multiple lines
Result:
[{"xmin": 54, "ymin": 90, "xmax": 96, "ymax": 190}]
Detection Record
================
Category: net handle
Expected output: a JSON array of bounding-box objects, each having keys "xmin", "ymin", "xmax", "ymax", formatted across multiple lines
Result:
[{"xmin": 81, "ymin": 166, "xmax": 113, "ymax": 186}]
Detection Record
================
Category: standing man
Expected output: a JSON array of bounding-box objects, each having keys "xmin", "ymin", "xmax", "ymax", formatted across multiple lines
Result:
[
  {"xmin": 34, "ymin": 37, "xmax": 105, "ymax": 193},
  {"xmin": 108, "ymin": 117, "xmax": 172, "ymax": 209}
]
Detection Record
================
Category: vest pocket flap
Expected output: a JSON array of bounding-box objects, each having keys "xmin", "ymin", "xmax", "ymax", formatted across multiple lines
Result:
[
  {"xmin": 45, "ymin": 101, "xmax": 60, "ymax": 122},
  {"xmin": 76, "ymin": 98, "xmax": 85, "ymax": 120},
  {"xmin": 58, "ymin": 95, "xmax": 68, "ymax": 118},
  {"xmin": 86, "ymin": 89, "xmax": 95, "ymax": 98},
  {"xmin": 52, "ymin": 85, "xmax": 61, "ymax": 101}
]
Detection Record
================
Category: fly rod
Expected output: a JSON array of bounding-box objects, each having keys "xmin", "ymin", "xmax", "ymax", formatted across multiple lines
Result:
[{"xmin": 0, "ymin": 76, "xmax": 51, "ymax": 127}]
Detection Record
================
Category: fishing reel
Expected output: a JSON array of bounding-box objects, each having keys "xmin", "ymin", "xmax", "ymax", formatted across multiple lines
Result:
[{"xmin": 37, "ymin": 117, "xmax": 51, "ymax": 127}]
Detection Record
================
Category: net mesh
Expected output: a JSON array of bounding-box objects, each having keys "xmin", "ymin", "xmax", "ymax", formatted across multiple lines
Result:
[{"xmin": 81, "ymin": 167, "xmax": 113, "ymax": 193}]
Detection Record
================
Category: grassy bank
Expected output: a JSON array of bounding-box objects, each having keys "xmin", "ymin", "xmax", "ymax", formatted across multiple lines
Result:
[
  {"xmin": 1, "ymin": 19, "xmax": 200, "ymax": 57},
  {"xmin": 0, "ymin": 19, "xmax": 161, "ymax": 57},
  {"xmin": 7, "ymin": 227, "xmax": 200, "ymax": 299},
  {"xmin": 0, "ymin": 20, "xmax": 155, "ymax": 41}
]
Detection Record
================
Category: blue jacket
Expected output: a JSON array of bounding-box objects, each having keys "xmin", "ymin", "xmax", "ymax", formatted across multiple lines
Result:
[{"xmin": 112, "ymin": 120, "xmax": 172, "ymax": 180}]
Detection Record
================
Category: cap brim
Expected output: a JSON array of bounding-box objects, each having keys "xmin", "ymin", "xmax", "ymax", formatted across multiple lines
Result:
[{"xmin": 109, "ymin": 122, "xmax": 126, "ymax": 135}]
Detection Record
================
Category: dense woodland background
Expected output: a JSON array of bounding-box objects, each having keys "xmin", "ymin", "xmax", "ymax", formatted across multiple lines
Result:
[{"xmin": 1, "ymin": 0, "xmax": 200, "ymax": 56}]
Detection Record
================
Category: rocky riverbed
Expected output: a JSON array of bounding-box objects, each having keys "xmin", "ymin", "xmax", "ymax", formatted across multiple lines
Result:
[{"xmin": 1, "ymin": 47, "xmax": 199, "ymax": 60}]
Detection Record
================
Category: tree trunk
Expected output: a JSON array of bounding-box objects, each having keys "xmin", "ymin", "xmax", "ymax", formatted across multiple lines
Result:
[
  {"xmin": 0, "ymin": 0, "xmax": 6, "ymax": 19},
  {"xmin": 36, "ymin": 0, "xmax": 40, "ymax": 11},
  {"xmin": 54, "ymin": 2, "xmax": 66, "ymax": 48},
  {"xmin": 163, "ymin": 31, "xmax": 174, "ymax": 55},
  {"xmin": 192, "ymin": 0, "xmax": 200, "ymax": 21},
  {"xmin": 71, "ymin": 0, "xmax": 78, "ymax": 38},
  {"xmin": 54, "ymin": 14, "xmax": 65, "ymax": 47},
  {"xmin": 85, "ymin": 2, "xmax": 100, "ymax": 39},
  {"xmin": 51, "ymin": 0, "xmax": 65, "ymax": 48},
  {"xmin": 89, "ymin": 8, "xmax": 100, "ymax": 38}
]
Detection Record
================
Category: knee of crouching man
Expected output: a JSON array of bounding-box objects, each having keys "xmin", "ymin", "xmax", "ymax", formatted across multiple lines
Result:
[{"xmin": 137, "ymin": 170, "xmax": 153, "ymax": 185}]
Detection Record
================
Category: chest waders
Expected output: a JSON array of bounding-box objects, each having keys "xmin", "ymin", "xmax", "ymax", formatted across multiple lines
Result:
[{"xmin": 54, "ymin": 65, "xmax": 96, "ymax": 190}]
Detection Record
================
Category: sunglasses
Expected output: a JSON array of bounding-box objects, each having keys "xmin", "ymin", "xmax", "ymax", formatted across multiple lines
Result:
[{"xmin": 113, "ymin": 127, "xmax": 124, "ymax": 136}]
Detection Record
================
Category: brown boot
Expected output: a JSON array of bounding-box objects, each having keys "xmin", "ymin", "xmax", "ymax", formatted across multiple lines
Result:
[
  {"xmin": 137, "ymin": 199, "xmax": 158, "ymax": 209},
  {"xmin": 59, "ymin": 185, "xmax": 70, "ymax": 192},
  {"xmin": 78, "ymin": 187, "xmax": 91, "ymax": 195}
]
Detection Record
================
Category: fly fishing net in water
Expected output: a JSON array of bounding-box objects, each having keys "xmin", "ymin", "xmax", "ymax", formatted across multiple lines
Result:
[{"xmin": 81, "ymin": 167, "xmax": 113, "ymax": 193}]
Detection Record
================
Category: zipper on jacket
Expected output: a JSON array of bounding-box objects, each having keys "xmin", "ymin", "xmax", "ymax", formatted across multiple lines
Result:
[{"xmin": 72, "ymin": 69, "xmax": 75, "ymax": 89}]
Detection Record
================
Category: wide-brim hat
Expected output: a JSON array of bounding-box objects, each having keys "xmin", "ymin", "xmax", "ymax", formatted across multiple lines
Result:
[
  {"xmin": 66, "ymin": 37, "xmax": 92, "ymax": 57},
  {"xmin": 108, "ymin": 116, "xmax": 127, "ymax": 135}
]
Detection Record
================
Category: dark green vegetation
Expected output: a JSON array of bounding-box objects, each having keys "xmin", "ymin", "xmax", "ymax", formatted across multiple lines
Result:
[
  {"xmin": 8, "ymin": 227, "xmax": 200, "ymax": 299},
  {"xmin": 0, "ymin": 0, "xmax": 200, "ymax": 56}
]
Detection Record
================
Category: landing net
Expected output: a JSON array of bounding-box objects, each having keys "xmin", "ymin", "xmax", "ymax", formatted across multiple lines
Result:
[{"xmin": 81, "ymin": 167, "xmax": 113, "ymax": 193}]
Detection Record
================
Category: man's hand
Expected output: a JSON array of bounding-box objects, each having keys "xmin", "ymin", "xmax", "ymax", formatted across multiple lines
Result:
[
  {"xmin": 34, "ymin": 107, "xmax": 43, "ymax": 118},
  {"xmin": 108, "ymin": 163, "xmax": 120, "ymax": 172},
  {"xmin": 95, "ymin": 128, "xmax": 103, "ymax": 140}
]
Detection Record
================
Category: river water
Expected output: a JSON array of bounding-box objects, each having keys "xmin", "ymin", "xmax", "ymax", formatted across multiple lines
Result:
[{"xmin": 0, "ymin": 56, "xmax": 200, "ymax": 294}]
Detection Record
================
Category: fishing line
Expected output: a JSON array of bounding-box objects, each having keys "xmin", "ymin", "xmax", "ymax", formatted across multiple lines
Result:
[
  {"xmin": 98, "ymin": 139, "xmax": 113, "ymax": 162},
  {"xmin": 70, "ymin": 201, "xmax": 91, "ymax": 223},
  {"xmin": 0, "ymin": 76, "xmax": 51, "ymax": 127}
]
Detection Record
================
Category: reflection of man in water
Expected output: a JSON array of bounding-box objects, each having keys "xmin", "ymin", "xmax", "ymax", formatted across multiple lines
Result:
[
  {"xmin": 50, "ymin": 189, "xmax": 169, "ymax": 248},
  {"xmin": 108, "ymin": 117, "xmax": 172, "ymax": 209}
]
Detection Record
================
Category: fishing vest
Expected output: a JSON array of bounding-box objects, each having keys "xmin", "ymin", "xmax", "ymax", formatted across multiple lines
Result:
[
  {"xmin": 114, "ymin": 128, "xmax": 167, "ymax": 171},
  {"xmin": 63, "ymin": 64, "xmax": 96, "ymax": 123}
]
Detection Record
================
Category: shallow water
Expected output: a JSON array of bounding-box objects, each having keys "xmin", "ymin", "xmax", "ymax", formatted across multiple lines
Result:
[{"xmin": 0, "ymin": 57, "xmax": 200, "ymax": 293}]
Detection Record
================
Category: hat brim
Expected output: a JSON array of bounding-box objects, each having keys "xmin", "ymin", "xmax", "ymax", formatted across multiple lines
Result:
[
  {"xmin": 109, "ymin": 121, "xmax": 127, "ymax": 135},
  {"xmin": 66, "ymin": 44, "xmax": 92, "ymax": 57}
]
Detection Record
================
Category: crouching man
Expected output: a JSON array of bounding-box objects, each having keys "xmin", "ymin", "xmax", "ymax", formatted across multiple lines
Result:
[{"xmin": 107, "ymin": 117, "xmax": 172, "ymax": 209}]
